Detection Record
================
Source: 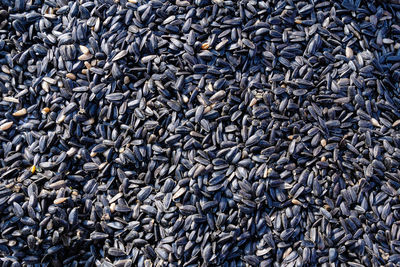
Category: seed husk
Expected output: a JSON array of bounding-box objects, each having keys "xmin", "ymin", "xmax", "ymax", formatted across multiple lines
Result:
[
  {"xmin": 12, "ymin": 108, "xmax": 27, "ymax": 117},
  {"xmin": 0, "ymin": 1, "xmax": 399, "ymax": 266},
  {"xmin": 0, "ymin": 121, "xmax": 13, "ymax": 130}
]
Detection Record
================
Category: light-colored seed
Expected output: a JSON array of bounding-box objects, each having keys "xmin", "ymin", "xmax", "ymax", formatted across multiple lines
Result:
[
  {"xmin": 0, "ymin": 121, "xmax": 13, "ymax": 131},
  {"xmin": 292, "ymin": 199, "xmax": 301, "ymax": 205},
  {"xmin": 255, "ymin": 93, "xmax": 263, "ymax": 99},
  {"xmin": 12, "ymin": 108, "xmax": 27, "ymax": 117},
  {"xmin": 249, "ymin": 98, "xmax": 257, "ymax": 107},
  {"xmin": 79, "ymin": 45, "xmax": 90, "ymax": 54},
  {"xmin": 128, "ymin": 0, "xmax": 138, "ymax": 3},
  {"xmin": 53, "ymin": 197, "xmax": 68, "ymax": 204},
  {"xmin": 42, "ymin": 81, "xmax": 49, "ymax": 92},
  {"xmin": 84, "ymin": 61, "xmax": 92, "ymax": 69},
  {"xmin": 78, "ymin": 53, "xmax": 93, "ymax": 61},
  {"xmin": 321, "ymin": 156, "xmax": 326, "ymax": 162},
  {"xmin": 42, "ymin": 107, "xmax": 50, "ymax": 114},
  {"xmin": 44, "ymin": 14, "xmax": 56, "ymax": 19},
  {"xmin": 110, "ymin": 203, "xmax": 116, "ymax": 213},
  {"xmin": 56, "ymin": 114, "xmax": 66, "ymax": 124},
  {"xmin": 67, "ymin": 147, "xmax": 77, "ymax": 157},
  {"xmin": 43, "ymin": 77, "xmax": 56, "ymax": 84},
  {"xmin": 383, "ymin": 38, "xmax": 393, "ymax": 44},
  {"xmin": 98, "ymin": 162, "xmax": 107, "ymax": 170},
  {"xmin": 371, "ymin": 118, "xmax": 380, "ymax": 127},
  {"xmin": 345, "ymin": 46, "xmax": 353, "ymax": 58},
  {"xmin": 295, "ymin": 19, "xmax": 302, "ymax": 24},
  {"xmin": 1, "ymin": 65, "xmax": 10, "ymax": 74},
  {"xmin": 263, "ymin": 168, "xmax": 273, "ymax": 178},
  {"xmin": 392, "ymin": 119, "xmax": 400, "ymax": 127},
  {"xmin": 3, "ymin": 97, "xmax": 19, "ymax": 103},
  {"xmin": 320, "ymin": 139, "xmax": 327, "ymax": 147},
  {"xmin": 31, "ymin": 165, "xmax": 36, "ymax": 174},
  {"xmin": 201, "ymin": 43, "xmax": 210, "ymax": 49},
  {"xmin": 182, "ymin": 95, "xmax": 189, "ymax": 103},
  {"xmin": 66, "ymin": 73, "xmax": 76, "ymax": 80},
  {"xmin": 282, "ymin": 247, "xmax": 292, "ymax": 259},
  {"xmin": 90, "ymin": 152, "xmax": 97, "ymax": 157},
  {"xmin": 124, "ymin": 76, "xmax": 130, "ymax": 84}
]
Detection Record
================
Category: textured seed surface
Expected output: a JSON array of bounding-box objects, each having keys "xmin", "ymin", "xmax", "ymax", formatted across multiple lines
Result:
[{"xmin": 0, "ymin": 0, "xmax": 399, "ymax": 266}]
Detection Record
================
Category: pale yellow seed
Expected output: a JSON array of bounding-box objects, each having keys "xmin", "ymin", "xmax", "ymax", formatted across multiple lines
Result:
[
  {"xmin": 78, "ymin": 53, "xmax": 93, "ymax": 61},
  {"xmin": 79, "ymin": 45, "xmax": 90, "ymax": 54},
  {"xmin": 345, "ymin": 46, "xmax": 353, "ymax": 58},
  {"xmin": 42, "ymin": 81, "xmax": 49, "ymax": 92},
  {"xmin": 53, "ymin": 197, "xmax": 68, "ymax": 204},
  {"xmin": 182, "ymin": 95, "xmax": 189, "ymax": 103},
  {"xmin": 12, "ymin": 108, "xmax": 27, "ymax": 117},
  {"xmin": 0, "ymin": 121, "xmax": 13, "ymax": 131},
  {"xmin": 249, "ymin": 98, "xmax": 257, "ymax": 107},
  {"xmin": 3, "ymin": 97, "xmax": 19, "ymax": 103},
  {"xmin": 371, "ymin": 118, "xmax": 380, "ymax": 127},
  {"xmin": 282, "ymin": 248, "xmax": 293, "ymax": 260},
  {"xmin": 128, "ymin": 0, "xmax": 138, "ymax": 3},
  {"xmin": 43, "ymin": 77, "xmax": 56, "ymax": 84},
  {"xmin": 321, "ymin": 156, "xmax": 326, "ymax": 162},
  {"xmin": 84, "ymin": 61, "xmax": 92, "ymax": 69},
  {"xmin": 31, "ymin": 165, "xmax": 36, "ymax": 174},
  {"xmin": 292, "ymin": 199, "xmax": 301, "ymax": 205},
  {"xmin": 98, "ymin": 162, "xmax": 107, "ymax": 170},
  {"xmin": 295, "ymin": 19, "xmax": 302, "ymax": 24},
  {"xmin": 43, "ymin": 14, "xmax": 56, "ymax": 19},
  {"xmin": 90, "ymin": 152, "xmax": 97, "ymax": 157},
  {"xmin": 1, "ymin": 65, "xmax": 10, "ymax": 74},
  {"xmin": 66, "ymin": 73, "xmax": 76, "ymax": 80},
  {"xmin": 263, "ymin": 167, "xmax": 273, "ymax": 178},
  {"xmin": 82, "ymin": 69, "xmax": 88, "ymax": 74},
  {"xmin": 320, "ymin": 139, "xmax": 327, "ymax": 147},
  {"xmin": 42, "ymin": 107, "xmax": 50, "ymax": 114},
  {"xmin": 124, "ymin": 76, "xmax": 130, "ymax": 84},
  {"xmin": 56, "ymin": 114, "xmax": 66, "ymax": 124},
  {"xmin": 201, "ymin": 43, "xmax": 210, "ymax": 50},
  {"xmin": 392, "ymin": 119, "xmax": 400, "ymax": 127},
  {"xmin": 110, "ymin": 202, "xmax": 116, "ymax": 213}
]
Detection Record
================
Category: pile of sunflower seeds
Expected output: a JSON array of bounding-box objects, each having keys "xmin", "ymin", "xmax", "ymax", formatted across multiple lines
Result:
[{"xmin": 1, "ymin": 0, "xmax": 400, "ymax": 266}]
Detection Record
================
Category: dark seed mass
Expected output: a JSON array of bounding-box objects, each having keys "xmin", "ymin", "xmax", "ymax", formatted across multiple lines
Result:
[{"xmin": 0, "ymin": 0, "xmax": 400, "ymax": 266}]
